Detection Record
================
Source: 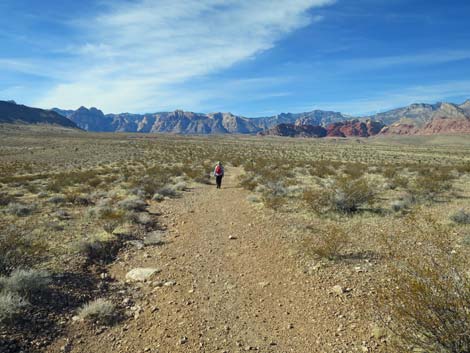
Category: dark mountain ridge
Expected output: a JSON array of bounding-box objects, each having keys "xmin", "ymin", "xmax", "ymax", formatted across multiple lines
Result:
[{"xmin": 0, "ymin": 100, "xmax": 78, "ymax": 128}]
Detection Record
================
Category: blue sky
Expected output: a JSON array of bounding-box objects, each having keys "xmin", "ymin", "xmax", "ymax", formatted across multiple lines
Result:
[{"xmin": 1, "ymin": 0, "xmax": 470, "ymax": 116}]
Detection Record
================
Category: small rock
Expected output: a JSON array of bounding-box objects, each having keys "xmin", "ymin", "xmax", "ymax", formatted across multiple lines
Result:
[
  {"xmin": 125, "ymin": 268, "xmax": 160, "ymax": 282},
  {"xmin": 331, "ymin": 285, "xmax": 345, "ymax": 295},
  {"xmin": 164, "ymin": 281, "xmax": 176, "ymax": 286},
  {"xmin": 144, "ymin": 231, "xmax": 166, "ymax": 246},
  {"xmin": 228, "ymin": 235, "xmax": 237, "ymax": 240},
  {"xmin": 371, "ymin": 326, "xmax": 387, "ymax": 340},
  {"xmin": 180, "ymin": 336, "xmax": 188, "ymax": 344},
  {"xmin": 113, "ymin": 225, "xmax": 134, "ymax": 237},
  {"xmin": 100, "ymin": 272, "xmax": 108, "ymax": 280},
  {"xmin": 127, "ymin": 240, "xmax": 145, "ymax": 250}
]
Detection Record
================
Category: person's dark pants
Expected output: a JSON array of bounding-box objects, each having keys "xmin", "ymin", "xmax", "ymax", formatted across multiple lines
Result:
[{"xmin": 216, "ymin": 175, "xmax": 223, "ymax": 189}]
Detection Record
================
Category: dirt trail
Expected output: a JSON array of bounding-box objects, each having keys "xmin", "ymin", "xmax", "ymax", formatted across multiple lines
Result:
[{"xmin": 55, "ymin": 168, "xmax": 377, "ymax": 353}]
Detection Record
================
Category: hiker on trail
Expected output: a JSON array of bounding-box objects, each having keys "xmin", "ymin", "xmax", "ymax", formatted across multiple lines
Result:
[{"xmin": 213, "ymin": 161, "xmax": 224, "ymax": 189}]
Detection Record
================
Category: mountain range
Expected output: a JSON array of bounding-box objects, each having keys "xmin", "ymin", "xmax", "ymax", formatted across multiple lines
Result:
[
  {"xmin": 52, "ymin": 100, "xmax": 470, "ymax": 136},
  {"xmin": 1, "ymin": 99, "xmax": 470, "ymax": 136},
  {"xmin": 51, "ymin": 107, "xmax": 350, "ymax": 134}
]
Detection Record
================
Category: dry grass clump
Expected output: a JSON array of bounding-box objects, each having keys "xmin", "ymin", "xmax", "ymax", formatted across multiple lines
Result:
[
  {"xmin": 77, "ymin": 298, "xmax": 117, "ymax": 325},
  {"xmin": 0, "ymin": 269, "xmax": 51, "ymax": 297},
  {"xmin": 379, "ymin": 214, "xmax": 470, "ymax": 353},
  {"xmin": 304, "ymin": 224, "xmax": 349, "ymax": 260},
  {"xmin": 0, "ymin": 291, "xmax": 29, "ymax": 323}
]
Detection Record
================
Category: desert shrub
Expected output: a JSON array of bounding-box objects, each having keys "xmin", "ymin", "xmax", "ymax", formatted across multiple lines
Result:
[
  {"xmin": 304, "ymin": 224, "xmax": 349, "ymax": 260},
  {"xmin": 450, "ymin": 209, "xmax": 470, "ymax": 225},
  {"xmin": 0, "ymin": 291, "xmax": 29, "ymax": 323},
  {"xmin": 238, "ymin": 173, "xmax": 259, "ymax": 191},
  {"xmin": 246, "ymin": 194, "xmax": 261, "ymax": 203},
  {"xmin": 305, "ymin": 176, "xmax": 376, "ymax": 214},
  {"xmin": 332, "ymin": 177, "xmax": 376, "ymax": 213},
  {"xmin": 78, "ymin": 298, "xmax": 117, "ymax": 325},
  {"xmin": 0, "ymin": 269, "xmax": 51, "ymax": 297},
  {"xmin": 411, "ymin": 169, "xmax": 453, "ymax": 200},
  {"xmin": 117, "ymin": 197, "xmax": 147, "ymax": 212},
  {"xmin": 157, "ymin": 185, "xmax": 179, "ymax": 198},
  {"xmin": 342, "ymin": 162, "xmax": 367, "ymax": 179},
  {"xmin": 47, "ymin": 195, "xmax": 66, "ymax": 204},
  {"xmin": 382, "ymin": 166, "xmax": 397, "ymax": 179},
  {"xmin": 151, "ymin": 193, "xmax": 164, "ymax": 202},
  {"xmin": 64, "ymin": 191, "xmax": 93, "ymax": 206},
  {"xmin": 390, "ymin": 194, "xmax": 415, "ymax": 213},
  {"xmin": 194, "ymin": 175, "xmax": 212, "ymax": 185},
  {"xmin": 0, "ymin": 192, "xmax": 13, "ymax": 206},
  {"xmin": 380, "ymin": 214, "xmax": 470, "ymax": 353},
  {"xmin": 261, "ymin": 182, "xmax": 287, "ymax": 210},
  {"xmin": 73, "ymin": 234, "xmax": 121, "ymax": 264},
  {"xmin": 0, "ymin": 229, "xmax": 47, "ymax": 275},
  {"xmin": 461, "ymin": 233, "xmax": 470, "ymax": 246},
  {"xmin": 172, "ymin": 181, "xmax": 187, "ymax": 191},
  {"xmin": 46, "ymin": 170, "xmax": 100, "ymax": 192},
  {"xmin": 302, "ymin": 188, "xmax": 331, "ymax": 214},
  {"xmin": 390, "ymin": 175, "xmax": 409, "ymax": 189},
  {"xmin": 5, "ymin": 202, "xmax": 36, "ymax": 217},
  {"xmin": 139, "ymin": 178, "xmax": 162, "ymax": 198},
  {"xmin": 134, "ymin": 212, "xmax": 156, "ymax": 227}
]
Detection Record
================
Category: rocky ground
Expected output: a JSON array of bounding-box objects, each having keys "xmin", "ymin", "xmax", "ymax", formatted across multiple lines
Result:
[{"xmin": 47, "ymin": 169, "xmax": 387, "ymax": 353}]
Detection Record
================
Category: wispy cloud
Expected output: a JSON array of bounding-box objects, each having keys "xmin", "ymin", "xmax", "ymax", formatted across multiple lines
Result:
[
  {"xmin": 309, "ymin": 80, "xmax": 470, "ymax": 115},
  {"xmin": 340, "ymin": 51, "xmax": 470, "ymax": 71},
  {"xmin": 25, "ymin": 0, "xmax": 334, "ymax": 112}
]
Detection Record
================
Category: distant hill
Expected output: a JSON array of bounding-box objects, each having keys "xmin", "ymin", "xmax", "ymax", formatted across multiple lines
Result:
[
  {"xmin": 0, "ymin": 101, "xmax": 78, "ymax": 128},
  {"xmin": 379, "ymin": 102, "xmax": 470, "ymax": 135},
  {"xmin": 45, "ymin": 98, "xmax": 470, "ymax": 136},
  {"xmin": 52, "ymin": 107, "xmax": 349, "ymax": 134},
  {"xmin": 258, "ymin": 123, "xmax": 327, "ymax": 137}
]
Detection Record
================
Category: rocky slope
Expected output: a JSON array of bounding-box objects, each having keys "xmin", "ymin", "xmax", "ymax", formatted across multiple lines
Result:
[
  {"xmin": 260, "ymin": 120, "xmax": 385, "ymax": 138},
  {"xmin": 326, "ymin": 120, "xmax": 385, "ymax": 137},
  {"xmin": 258, "ymin": 123, "xmax": 327, "ymax": 137},
  {"xmin": 0, "ymin": 101, "xmax": 78, "ymax": 128},
  {"xmin": 380, "ymin": 102, "xmax": 470, "ymax": 135}
]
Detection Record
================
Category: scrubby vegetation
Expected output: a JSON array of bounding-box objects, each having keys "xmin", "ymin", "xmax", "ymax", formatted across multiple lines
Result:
[{"xmin": 1, "ymin": 125, "xmax": 470, "ymax": 352}]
